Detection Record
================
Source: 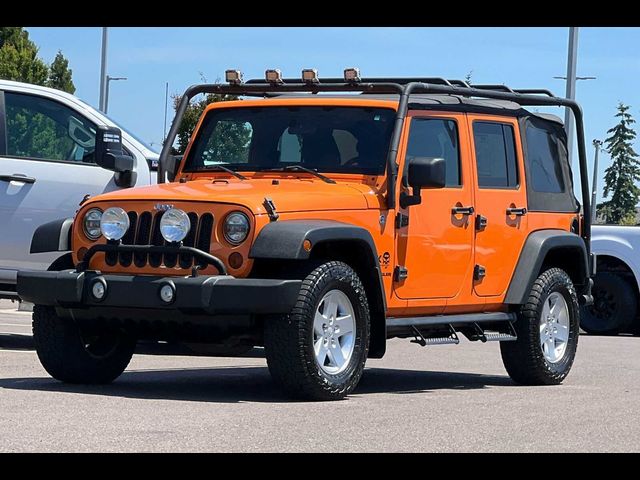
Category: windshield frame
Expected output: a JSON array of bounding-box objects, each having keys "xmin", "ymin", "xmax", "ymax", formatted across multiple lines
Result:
[{"xmin": 180, "ymin": 100, "xmax": 398, "ymax": 177}]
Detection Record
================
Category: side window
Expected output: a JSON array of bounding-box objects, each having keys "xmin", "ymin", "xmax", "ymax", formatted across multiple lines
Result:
[
  {"xmin": 406, "ymin": 118, "xmax": 461, "ymax": 187},
  {"xmin": 473, "ymin": 122, "xmax": 518, "ymax": 188},
  {"xmin": 525, "ymin": 123, "xmax": 565, "ymax": 193},
  {"xmin": 201, "ymin": 120, "xmax": 252, "ymax": 165},
  {"xmin": 5, "ymin": 92, "xmax": 97, "ymax": 164}
]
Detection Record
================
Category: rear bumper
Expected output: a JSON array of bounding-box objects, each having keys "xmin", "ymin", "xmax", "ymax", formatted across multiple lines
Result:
[{"xmin": 17, "ymin": 270, "xmax": 301, "ymax": 316}]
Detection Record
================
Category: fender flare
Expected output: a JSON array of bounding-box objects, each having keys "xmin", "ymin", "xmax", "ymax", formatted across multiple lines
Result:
[
  {"xmin": 30, "ymin": 218, "xmax": 73, "ymax": 254},
  {"xmin": 505, "ymin": 230, "xmax": 589, "ymax": 305}
]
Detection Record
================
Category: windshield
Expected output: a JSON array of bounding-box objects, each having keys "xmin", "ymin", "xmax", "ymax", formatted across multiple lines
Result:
[{"xmin": 183, "ymin": 106, "xmax": 396, "ymax": 175}]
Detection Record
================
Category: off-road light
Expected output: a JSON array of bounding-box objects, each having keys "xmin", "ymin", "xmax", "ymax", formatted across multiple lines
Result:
[
  {"xmin": 302, "ymin": 68, "xmax": 319, "ymax": 84},
  {"xmin": 160, "ymin": 208, "xmax": 191, "ymax": 243},
  {"xmin": 159, "ymin": 284, "xmax": 175, "ymax": 304},
  {"xmin": 100, "ymin": 207, "xmax": 130, "ymax": 241},
  {"xmin": 224, "ymin": 212, "xmax": 250, "ymax": 245},
  {"xmin": 225, "ymin": 69, "xmax": 243, "ymax": 85},
  {"xmin": 344, "ymin": 67, "xmax": 361, "ymax": 83},
  {"xmin": 91, "ymin": 280, "xmax": 106, "ymax": 301},
  {"xmin": 83, "ymin": 208, "xmax": 102, "ymax": 240},
  {"xmin": 265, "ymin": 69, "xmax": 283, "ymax": 84}
]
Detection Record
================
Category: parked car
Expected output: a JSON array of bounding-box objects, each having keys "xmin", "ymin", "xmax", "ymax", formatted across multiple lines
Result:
[
  {"xmin": 582, "ymin": 225, "xmax": 640, "ymax": 335},
  {"xmin": 0, "ymin": 79, "xmax": 158, "ymax": 299},
  {"xmin": 17, "ymin": 71, "xmax": 594, "ymax": 400}
]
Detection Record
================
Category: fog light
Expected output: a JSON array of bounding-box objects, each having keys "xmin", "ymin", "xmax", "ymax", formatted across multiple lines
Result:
[
  {"xmin": 302, "ymin": 68, "xmax": 319, "ymax": 84},
  {"xmin": 265, "ymin": 69, "xmax": 283, "ymax": 84},
  {"xmin": 344, "ymin": 67, "xmax": 361, "ymax": 83},
  {"xmin": 159, "ymin": 284, "xmax": 175, "ymax": 304},
  {"xmin": 92, "ymin": 280, "xmax": 106, "ymax": 301},
  {"xmin": 225, "ymin": 69, "xmax": 243, "ymax": 85}
]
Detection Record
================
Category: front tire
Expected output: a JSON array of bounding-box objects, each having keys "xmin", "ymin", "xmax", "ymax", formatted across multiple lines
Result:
[
  {"xmin": 33, "ymin": 305, "xmax": 136, "ymax": 384},
  {"xmin": 501, "ymin": 268, "xmax": 579, "ymax": 385},
  {"xmin": 264, "ymin": 261, "xmax": 370, "ymax": 401}
]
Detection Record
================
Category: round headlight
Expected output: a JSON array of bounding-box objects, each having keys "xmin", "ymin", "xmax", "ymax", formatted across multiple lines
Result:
[
  {"xmin": 224, "ymin": 212, "xmax": 250, "ymax": 245},
  {"xmin": 100, "ymin": 207, "xmax": 130, "ymax": 241},
  {"xmin": 160, "ymin": 208, "xmax": 191, "ymax": 243},
  {"xmin": 83, "ymin": 208, "xmax": 102, "ymax": 240}
]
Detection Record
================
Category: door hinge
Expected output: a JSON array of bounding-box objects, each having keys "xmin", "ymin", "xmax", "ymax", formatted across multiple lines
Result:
[
  {"xmin": 474, "ymin": 264, "xmax": 486, "ymax": 281},
  {"xmin": 394, "ymin": 266, "xmax": 408, "ymax": 281},
  {"xmin": 395, "ymin": 212, "xmax": 409, "ymax": 229},
  {"xmin": 263, "ymin": 197, "xmax": 279, "ymax": 221},
  {"xmin": 475, "ymin": 214, "xmax": 488, "ymax": 231}
]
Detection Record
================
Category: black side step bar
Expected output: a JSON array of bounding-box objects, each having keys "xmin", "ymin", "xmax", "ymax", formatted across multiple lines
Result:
[{"xmin": 387, "ymin": 312, "xmax": 516, "ymax": 328}]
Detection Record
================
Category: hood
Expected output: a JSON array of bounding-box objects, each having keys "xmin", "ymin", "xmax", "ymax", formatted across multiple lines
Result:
[{"xmin": 88, "ymin": 177, "xmax": 378, "ymax": 214}]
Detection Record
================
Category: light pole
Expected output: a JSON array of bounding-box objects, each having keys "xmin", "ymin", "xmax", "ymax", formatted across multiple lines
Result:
[
  {"xmin": 99, "ymin": 27, "xmax": 108, "ymax": 112},
  {"xmin": 104, "ymin": 76, "xmax": 127, "ymax": 114},
  {"xmin": 591, "ymin": 139, "xmax": 603, "ymax": 224}
]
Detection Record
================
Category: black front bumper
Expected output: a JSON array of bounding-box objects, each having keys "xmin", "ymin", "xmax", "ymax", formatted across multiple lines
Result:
[{"xmin": 17, "ymin": 270, "xmax": 302, "ymax": 317}]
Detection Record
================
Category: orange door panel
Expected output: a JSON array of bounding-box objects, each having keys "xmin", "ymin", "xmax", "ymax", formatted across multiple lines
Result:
[
  {"xmin": 468, "ymin": 115, "xmax": 528, "ymax": 297},
  {"xmin": 395, "ymin": 112, "xmax": 474, "ymax": 300}
]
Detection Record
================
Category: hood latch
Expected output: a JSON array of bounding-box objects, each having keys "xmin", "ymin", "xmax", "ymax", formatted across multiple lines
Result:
[{"xmin": 263, "ymin": 197, "xmax": 279, "ymax": 221}]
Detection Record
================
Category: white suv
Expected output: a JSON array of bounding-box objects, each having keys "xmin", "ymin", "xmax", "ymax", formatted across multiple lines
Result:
[{"xmin": 0, "ymin": 79, "xmax": 158, "ymax": 299}]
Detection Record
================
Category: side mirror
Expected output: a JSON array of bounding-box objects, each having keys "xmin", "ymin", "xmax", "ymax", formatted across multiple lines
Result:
[
  {"xmin": 400, "ymin": 157, "xmax": 446, "ymax": 208},
  {"xmin": 95, "ymin": 126, "xmax": 137, "ymax": 188}
]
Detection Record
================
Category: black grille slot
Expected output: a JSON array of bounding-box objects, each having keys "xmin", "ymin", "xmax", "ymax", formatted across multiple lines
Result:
[
  {"xmin": 133, "ymin": 212, "xmax": 152, "ymax": 267},
  {"xmin": 118, "ymin": 211, "xmax": 138, "ymax": 267},
  {"xmin": 179, "ymin": 212, "xmax": 200, "ymax": 269},
  {"xmin": 195, "ymin": 213, "xmax": 214, "ymax": 268},
  {"xmin": 148, "ymin": 213, "xmax": 165, "ymax": 268}
]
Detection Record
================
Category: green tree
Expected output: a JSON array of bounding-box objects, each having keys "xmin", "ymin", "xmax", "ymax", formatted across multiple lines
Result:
[
  {"xmin": 597, "ymin": 103, "xmax": 640, "ymax": 224},
  {"xmin": 0, "ymin": 27, "xmax": 48, "ymax": 85},
  {"xmin": 171, "ymin": 91, "xmax": 240, "ymax": 154},
  {"xmin": 47, "ymin": 50, "xmax": 75, "ymax": 94}
]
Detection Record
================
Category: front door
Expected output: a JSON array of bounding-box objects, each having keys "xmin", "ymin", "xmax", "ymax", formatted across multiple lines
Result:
[
  {"xmin": 395, "ymin": 112, "xmax": 474, "ymax": 300},
  {"xmin": 468, "ymin": 115, "xmax": 528, "ymax": 297},
  {"xmin": 0, "ymin": 90, "xmax": 114, "ymax": 281}
]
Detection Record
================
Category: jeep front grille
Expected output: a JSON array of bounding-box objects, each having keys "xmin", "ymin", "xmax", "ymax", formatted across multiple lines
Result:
[{"xmin": 104, "ymin": 211, "xmax": 214, "ymax": 269}]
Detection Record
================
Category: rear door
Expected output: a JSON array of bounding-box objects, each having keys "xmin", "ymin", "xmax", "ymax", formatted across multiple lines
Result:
[
  {"xmin": 468, "ymin": 115, "xmax": 528, "ymax": 297},
  {"xmin": 0, "ymin": 90, "xmax": 115, "ymax": 279}
]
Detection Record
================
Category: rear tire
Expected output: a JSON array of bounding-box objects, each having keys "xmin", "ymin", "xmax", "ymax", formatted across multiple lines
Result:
[
  {"xmin": 581, "ymin": 272, "xmax": 637, "ymax": 335},
  {"xmin": 33, "ymin": 305, "xmax": 136, "ymax": 384},
  {"xmin": 501, "ymin": 268, "xmax": 579, "ymax": 385},
  {"xmin": 264, "ymin": 261, "xmax": 370, "ymax": 401}
]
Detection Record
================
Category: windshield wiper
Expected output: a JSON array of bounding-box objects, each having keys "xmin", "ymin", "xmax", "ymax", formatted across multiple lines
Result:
[
  {"xmin": 266, "ymin": 165, "xmax": 336, "ymax": 184},
  {"xmin": 206, "ymin": 164, "xmax": 247, "ymax": 181}
]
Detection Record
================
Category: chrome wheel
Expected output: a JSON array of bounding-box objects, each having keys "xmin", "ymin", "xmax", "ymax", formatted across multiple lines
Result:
[
  {"xmin": 313, "ymin": 289, "xmax": 356, "ymax": 374},
  {"xmin": 539, "ymin": 292, "xmax": 570, "ymax": 363}
]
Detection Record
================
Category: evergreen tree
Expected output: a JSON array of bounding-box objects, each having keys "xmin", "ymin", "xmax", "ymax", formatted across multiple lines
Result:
[
  {"xmin": 0, "ymin": 27, "xmax": 48, "ymax": 85},
  {"xmin": 47, "ymin": 50, "xmax": 75, "ymax": 94},
  {"xmin": 598, "ymin": 103, "xmax": 640, "ymax": 224}
]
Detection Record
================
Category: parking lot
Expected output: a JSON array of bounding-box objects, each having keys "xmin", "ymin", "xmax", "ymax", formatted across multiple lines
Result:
[{"xmin": 0, "ymin": 299, "xmax": 638, "ymax": 452}]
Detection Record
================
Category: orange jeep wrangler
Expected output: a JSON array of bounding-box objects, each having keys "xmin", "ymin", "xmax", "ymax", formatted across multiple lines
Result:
[{"xmin": 18, "ymin": 70, "xmax": 595, "ymax": 400}]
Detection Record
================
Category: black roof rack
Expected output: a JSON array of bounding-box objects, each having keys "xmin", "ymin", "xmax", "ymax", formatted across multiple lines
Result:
[{"xmin": 159, "ymin": 77, "xmax": 587, "ymax": 247}]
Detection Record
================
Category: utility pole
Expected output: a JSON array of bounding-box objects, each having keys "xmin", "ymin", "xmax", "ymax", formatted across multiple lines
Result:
[
  {"xmin": 591, "ymin": 139, "xmax": 603, "ymax": 224},
  {"xmin": 564, "ymin": 27, "xmax": 579, "ymax": 166},
  {"xmin": 104, "ymin": 76, "xmax": 127, "ymax": 114},
  {"xmin": 99, "ymin": 27, "xmax": 108, "ymax": 112}
]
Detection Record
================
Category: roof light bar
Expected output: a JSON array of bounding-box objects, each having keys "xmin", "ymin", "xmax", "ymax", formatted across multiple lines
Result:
[
  {"xmin": 344, "ymin": 67, "xmax": 361, "ymax": 83},
  {"xmin": 265, "ymin": 69, "xmax": 283, "ymax": 84},
  {"xmin": 302, "ymin": 68, "xmax": 319, "ymax": 84},
  {"xmin": 225, "ymin": 69, "xmax": 243, "ymax": 85}
]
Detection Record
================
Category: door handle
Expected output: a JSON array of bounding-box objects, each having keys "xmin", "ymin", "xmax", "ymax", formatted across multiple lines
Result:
[
  {"xmin": 506, "ymin": 207, "xmax": 527, "ymax": 216},
  {"xmin": 0, "ymin": 174, "xmax": 36, "ymax": 184},
  {"xmin": 452, "ymin": 206, "xmax": 475, "ymax": 215}
]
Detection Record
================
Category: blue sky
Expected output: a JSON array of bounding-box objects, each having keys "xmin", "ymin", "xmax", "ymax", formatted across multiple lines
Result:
[{"xmin": 26, "ymin": 27, "xmax": 640, "ymax": 203}]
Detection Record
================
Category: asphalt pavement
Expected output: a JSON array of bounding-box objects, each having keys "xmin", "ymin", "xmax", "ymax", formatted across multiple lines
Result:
[{"xmin": 0, "ymin": 299, "xmax": 638, "ymax": 452}]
